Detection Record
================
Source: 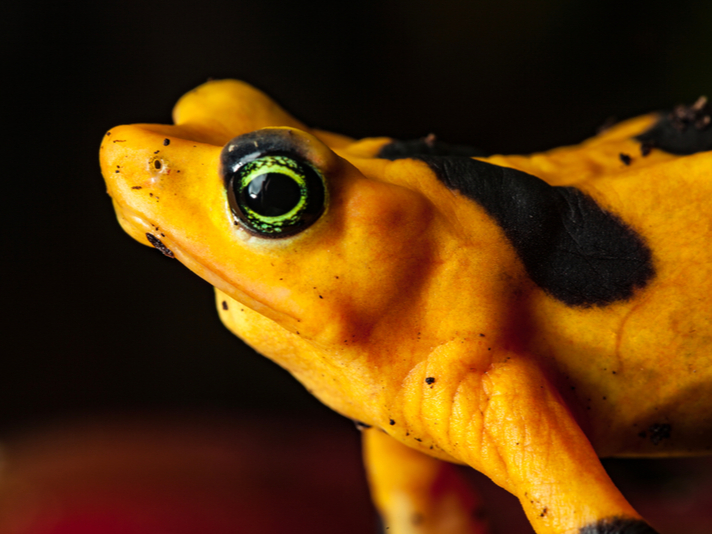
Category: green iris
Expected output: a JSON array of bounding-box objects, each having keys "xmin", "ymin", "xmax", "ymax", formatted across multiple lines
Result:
[{"xmin": 228, "ymin": 155, "xmax": 326, "ymax": 237}]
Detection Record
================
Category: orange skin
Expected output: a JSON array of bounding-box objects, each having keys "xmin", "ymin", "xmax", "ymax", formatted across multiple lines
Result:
[{"xmin": 100, "ymin": 80, "xmax": 712, "ymax": 534}]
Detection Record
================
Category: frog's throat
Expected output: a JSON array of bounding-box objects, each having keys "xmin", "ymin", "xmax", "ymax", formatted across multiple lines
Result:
[{"xmin": 112, "ymin": 200, "xmax": 300, "ymax": 330}]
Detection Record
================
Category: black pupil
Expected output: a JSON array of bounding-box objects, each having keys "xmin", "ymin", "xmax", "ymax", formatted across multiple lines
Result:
[{"xmin": 245, "ymin": 172, "xmax": 302, "ymax": 216}]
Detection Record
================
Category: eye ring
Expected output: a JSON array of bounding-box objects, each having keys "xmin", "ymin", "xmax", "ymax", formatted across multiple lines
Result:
[{"xmin": 221, "ymin": 130, "xmax": 327, "ymax": 238}]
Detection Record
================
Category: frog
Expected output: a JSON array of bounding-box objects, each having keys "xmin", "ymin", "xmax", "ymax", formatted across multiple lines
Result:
[{"xmin": 100, "ymin": 79, "xmax": 712, "ymax": 534}]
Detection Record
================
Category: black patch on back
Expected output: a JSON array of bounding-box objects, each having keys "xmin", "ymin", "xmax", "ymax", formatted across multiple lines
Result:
[
  {"xmin": 579, "ymin": 517, "xmax": 659, "ymax": 534},
  {"xmin": 386, "ymin": 155, "xmax": 654, "ymax": 307},
  {"xmin": 378, "ymin": 136, "xmax": 486, "ymax": 159},
  {"xmin": 636, "ymin": 97, "xmax": 712, "ymax": 155}
]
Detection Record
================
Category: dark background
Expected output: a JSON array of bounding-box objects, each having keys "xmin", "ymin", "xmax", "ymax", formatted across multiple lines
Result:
[
  {"xmin": 3, "ymin": 0, "xmax": 711, "ymax": 432},
  {"xmin": 3, "ymin": 2, "xmax": 712, "ymax": 532}
]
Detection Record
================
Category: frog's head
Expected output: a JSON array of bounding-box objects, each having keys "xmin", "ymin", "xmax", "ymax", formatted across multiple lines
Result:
[{"xmin": 105, "ymin": 82, "xmax": 469, "ymax": 353}]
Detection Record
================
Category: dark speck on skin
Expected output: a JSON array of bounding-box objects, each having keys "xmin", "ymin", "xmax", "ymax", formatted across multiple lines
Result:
[
  {"xmin": 163, "ymin": 138, "xmax": 170, "ymax": 146},
  {"xmin": 619, "ymin": 153, "xmax": 632, "ymax": 165},
  {"xmin": 425, "ymin": 377, "xmax": 435, "ymax": 385},
  {"xmin": 222, "ymin": 300, "xmax": 229, "ymax": 310},
  {"xmin": 389, "ymin": 419, "xmax": 396, "ymax": 425}
]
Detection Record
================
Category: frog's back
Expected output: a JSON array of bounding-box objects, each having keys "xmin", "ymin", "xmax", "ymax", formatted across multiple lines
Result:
[
  {"xmin": 487, "ymin": 121, "xmax": 712, "ymax": 458},
  {"xmin": 375, "ymin": 107, "xmax": 712, "ymax": 458}
]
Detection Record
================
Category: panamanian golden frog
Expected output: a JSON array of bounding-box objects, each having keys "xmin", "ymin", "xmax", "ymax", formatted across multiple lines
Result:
[{"xmin": 100, "ymin": 80, "xmax": 712, "ymax": 534}]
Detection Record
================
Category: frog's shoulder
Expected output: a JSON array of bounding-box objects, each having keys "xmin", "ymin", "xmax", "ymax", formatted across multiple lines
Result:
[
  {"xmin": 380, "ymin": 143, "xmax": 655, "ymax": 308},
  {"xmin": 373, "ymin": 104, "xmax": 712, "ymax": 309}
]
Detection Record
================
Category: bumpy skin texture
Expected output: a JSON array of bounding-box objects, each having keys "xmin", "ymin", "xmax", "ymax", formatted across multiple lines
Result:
[{"xmin": 100, "ymin": 80, "xmax": 712, "ymax": 534}]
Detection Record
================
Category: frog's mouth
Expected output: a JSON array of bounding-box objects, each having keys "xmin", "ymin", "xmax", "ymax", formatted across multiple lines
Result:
[{"xmin": 112, "ymin": 200, "xmax": 301, "ymax": 332}]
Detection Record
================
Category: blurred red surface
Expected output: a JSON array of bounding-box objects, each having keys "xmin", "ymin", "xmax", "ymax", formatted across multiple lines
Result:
[
  {"xmin": 0, "ymin": 413, "xmax": 376, "ymax": 534},
  {"xmin": 0, "ymin": 413, "xmax": 709, "ymax": 534}
]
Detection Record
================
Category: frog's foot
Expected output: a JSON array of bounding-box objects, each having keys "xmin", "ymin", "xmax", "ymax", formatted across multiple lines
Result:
[{"xmin": 362, "ymin": 427, "xmax": 490, "ymax": 534}]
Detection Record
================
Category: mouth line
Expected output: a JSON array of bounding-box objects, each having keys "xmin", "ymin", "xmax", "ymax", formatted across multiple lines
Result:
[{"xmin": 113, "ymin": 200, "xmax": 302, "ymax": 331}]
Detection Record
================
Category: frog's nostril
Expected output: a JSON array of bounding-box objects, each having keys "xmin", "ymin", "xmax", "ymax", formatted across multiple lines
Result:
[{"xmin": 147, "ymin": 155, "xmax": 170, "ymax": 179}]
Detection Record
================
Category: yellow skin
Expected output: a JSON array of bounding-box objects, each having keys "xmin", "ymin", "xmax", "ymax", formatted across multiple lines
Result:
[{"xmin": 100, "ymin": 80, "xmax": 711, "ymax": 534}]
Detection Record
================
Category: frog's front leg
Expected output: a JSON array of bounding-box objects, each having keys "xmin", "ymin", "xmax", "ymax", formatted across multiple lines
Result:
[
  {"xmin": 363, "ymin": 427, "xmax": 490, "ymax": 534},
  {"xmin": 401, "ymin": 350, "xmax": 659, "ymax": 534}
]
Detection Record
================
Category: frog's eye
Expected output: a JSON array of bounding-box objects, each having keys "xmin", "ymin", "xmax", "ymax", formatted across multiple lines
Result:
[{"xmin": 221, "ymin": 130, "xmax": 327, "ymax": 238}]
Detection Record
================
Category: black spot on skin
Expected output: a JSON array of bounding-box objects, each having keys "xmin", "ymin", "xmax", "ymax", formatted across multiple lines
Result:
[
  {"xmin": 222, "ymin": 300, "xmax": 229, "ymax": 311},
  {"xmin": 145, "ymin": 233, "xmax": 175, "ymax": 258},
  {"xmin": 378, "ymin": 134, "xmax": 487, "ymax": 159},
  {"xmin": 382, "ymin": 155, "xmax": 654, "ymax": 307},
  {"xmin": 389, "ymin": 419, "xmax": 396, "ymax": 425},
  {"xmin": 619, "ymin": 153, "xmax": 632, "ymax": 165},
  {"xmin": 163, "ymin": 138, "xmax": 170, "ymax": 146},
  {"xmin": 131, "ymin": 186, "xmax": 142, "ymax": 190},
  {"xmin": 425, "ymin": 377, "xmax": 435, "ymax": 385},
  {"xmin": 648, "ymin": 423, "xmax": 671, "ymax": 445},
  {"xmin": 579, "ymin": 517, "xmax": 659, "ymax": 533},
  {"xmin": 636, "ymin": 97, "xmax": 712, "ymax": 155}
]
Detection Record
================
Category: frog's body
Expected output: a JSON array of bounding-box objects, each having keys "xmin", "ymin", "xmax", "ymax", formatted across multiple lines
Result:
[{"xmin": 100, "ymin": 80, "xmax": 712, "ymax": 534}]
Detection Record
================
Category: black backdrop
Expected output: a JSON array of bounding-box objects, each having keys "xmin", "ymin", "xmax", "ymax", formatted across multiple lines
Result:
[{"xmin": 4, "ymin": 0, "xmax": 712, "ymax": 431}]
